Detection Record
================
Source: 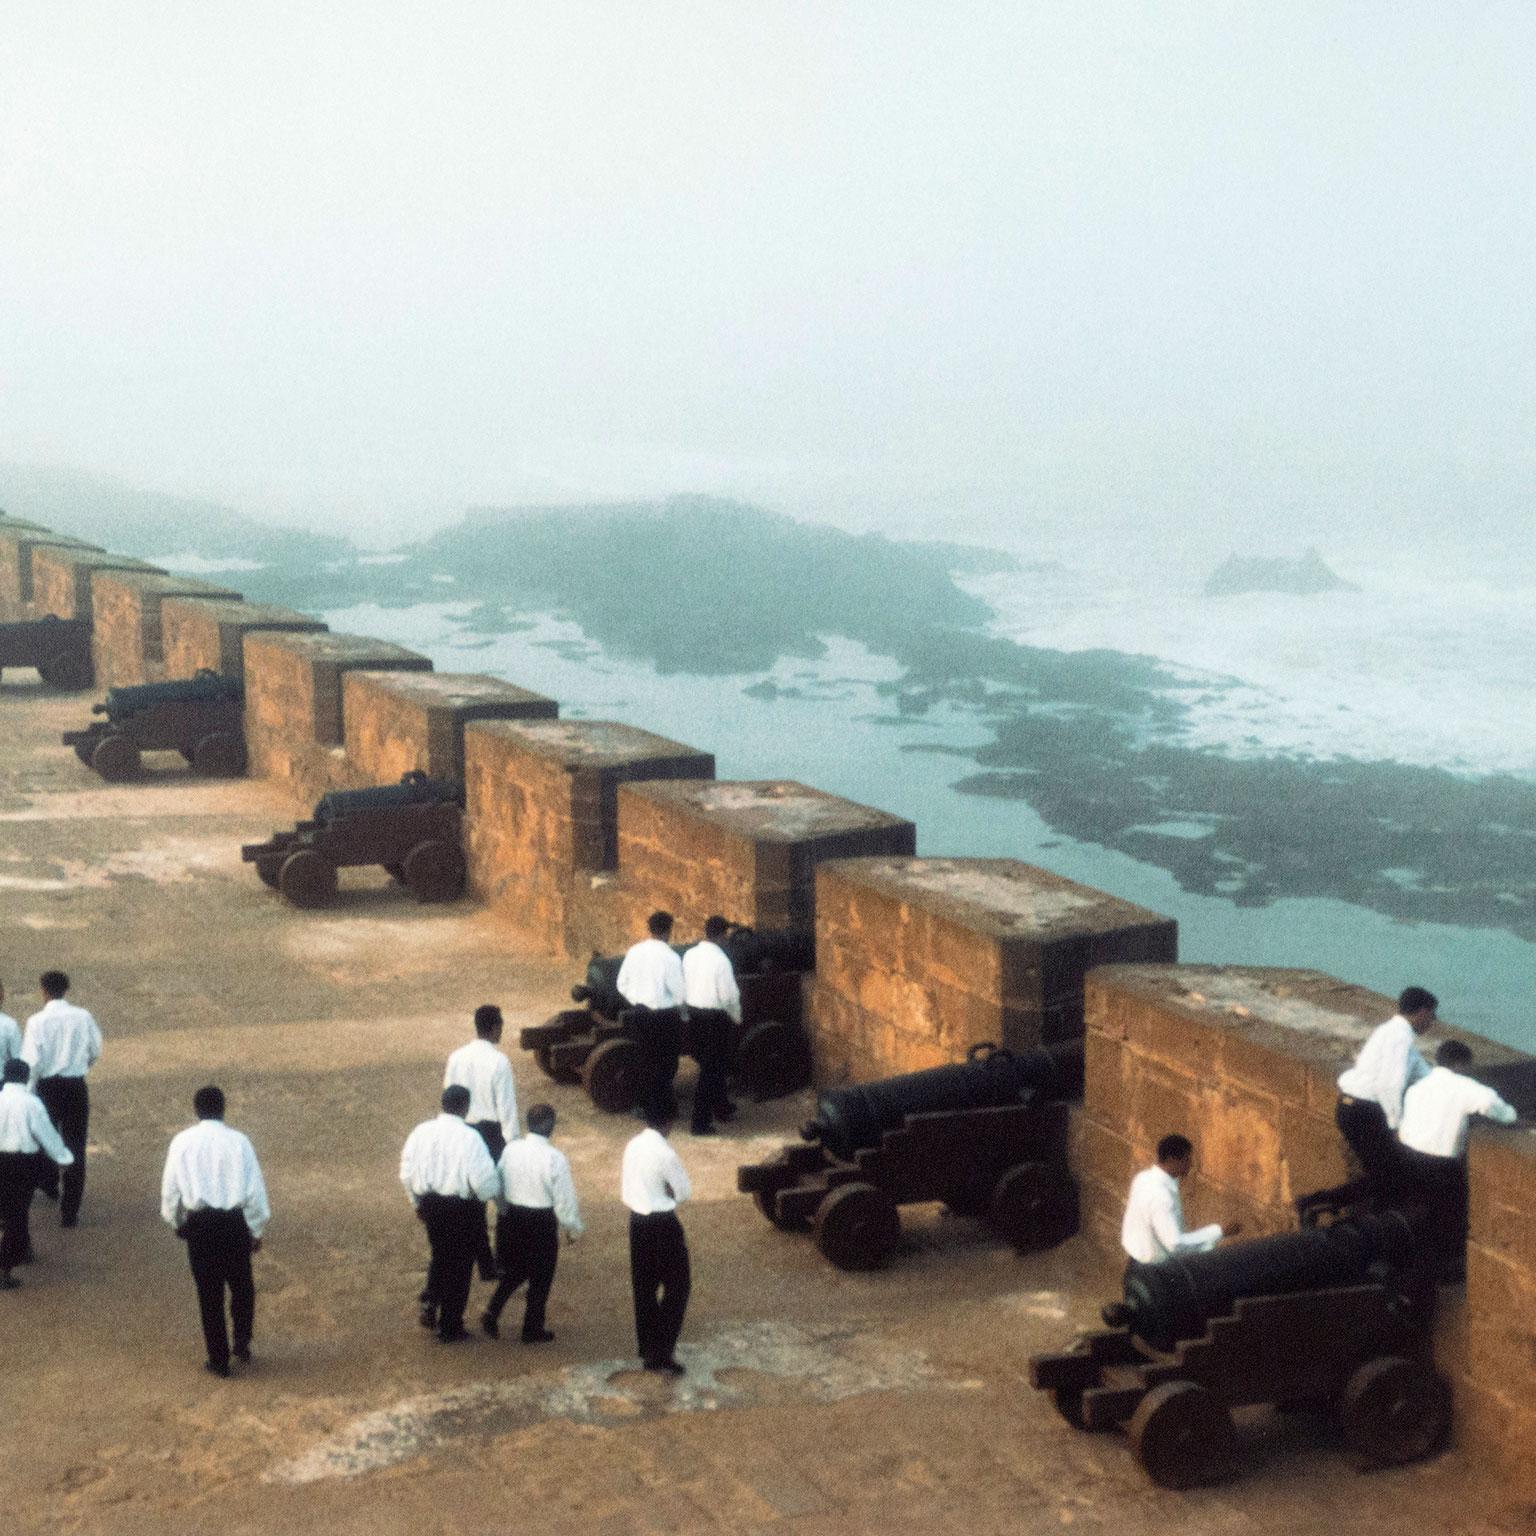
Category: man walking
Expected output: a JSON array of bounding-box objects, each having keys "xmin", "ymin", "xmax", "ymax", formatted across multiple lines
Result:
[
  {"xmin": 616, "ymin": 912, "xmax": 686, "ymax": 1117},
  {"xmin": 400, "ymin": 1085, "xmax": 499, "ymax": 1342},
  {"xmin": 160, "ymin": 1085, "xmax": 271, "ymax": 1377},
  {"xmin": 21, "ymin": 971, "xmax": 102, "ymax": 1227},
  {"xmin": 621, "ymin": 1099, "xmax": 692, "ymax": 1374},
  {"xmin": 444, "ymin": 1004, "xmax": 519, "ymax": 1281},
  {"xmin": 0, "ymin": 1059, "xmax": 74, "ymax": 1288},
  {"xmin": 682, "ymin": 916, "xmax": 741, "ymax": 1136},
  {"xmin": 482, "ymin": 1103, "xmax": 582, "ymax": 1343}
]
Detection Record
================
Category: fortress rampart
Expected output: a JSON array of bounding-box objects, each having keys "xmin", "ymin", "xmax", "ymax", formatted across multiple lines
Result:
[{"xmin": 3, "ymin": 510, "xmax": 1534, "ymax": 1489}]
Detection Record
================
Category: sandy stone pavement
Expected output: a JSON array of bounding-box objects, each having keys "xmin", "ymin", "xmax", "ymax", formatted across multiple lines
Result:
[{"xmin": 0, "ymin": 678, "xmax": 1526, "ymax": 1535}]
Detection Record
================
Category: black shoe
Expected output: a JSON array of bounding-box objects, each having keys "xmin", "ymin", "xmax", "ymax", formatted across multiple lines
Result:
[
  {"xmin": 521, "ymin": 1329, "xmax": 555, "ymax": 1344},
  {"xmin": 480, "ymin": 1312, "xmax": 500, "ymax": 1339},
  {"xmin": 643, "ymin": 1357, "xmax": 685, "ymax": 1375},
  {"xmin": 477, "ymin": 1259, "xmax": 499, "ymax": 1283},
  {"xmin": 418, "ymin": 1302, "xmax": 438, "ymax": 1330},
  {"xmin": 0, "ymin": 1274, "xmax": 19, "ymax": 1291},
  {"xmin": 205, "ymin": 1360, "xmax": 231, "ymax": 1378},
  {"xmin": 438, "ymin": 1324, "xmax": 472, "ymax": 1343},
  {"xmin": 233, "ymin": 1344, "xmax": 251, "ymax": 1363},
  {"xmin": 16, "ymin": 1246, "xmax": 34, "ymax": 1266},
  {"xmin": 60, "ymin": 1215, "xmax": 78, "ymax": 1230}
]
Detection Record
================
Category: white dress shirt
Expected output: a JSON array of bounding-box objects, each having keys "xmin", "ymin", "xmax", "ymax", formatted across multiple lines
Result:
[
  {"xmin": 1337, "ymin": 1015, "xmax": 1431, "ymax": 1129},
  {"xmin": 443, "ymin": 1038, "xmax": 519, "ymax": 1141},
  {"xmin": 497, "ymin": 1133, "xmax": 583, "ymax": 1233},
  {"xmin": 160, "ymin": 1118, "xmax": 271, "ymax": 1237},
  {"xmin": 1121, "ymin": 1165, "xmax": 1222, "ymax": 1264},
  {"xmin": 682, "ymin": 941, "xmax": 742, "ymax": 1024},
  {"xmin": 0, "ymin": 1013, "xmax": 20, "ymax": 1067},
  {"xmin": 400, "ymin": 1113, "xmax": 500, "ymax": 1205},
  {"xmin": 621, "ymin": 1126, "xmax": 692, "ymax": 1215},
  {"xmin": 0, "ymin": 1082, "xmax": 74, "ymax": 1163},
  {"xmin": 21, "ymin": 998, "xmax": 103, "ymax": 1080},
  {"xmin": 616, "ymin": 939, "xmax": 685, "ymax": 1011},
  {"xmin": 1399, "ymin": 1066, "xmax": 1518, "ymax": 1159}
]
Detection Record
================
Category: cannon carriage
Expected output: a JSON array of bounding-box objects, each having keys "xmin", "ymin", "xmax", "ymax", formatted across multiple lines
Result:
[
  {"xmin": 520, "ymin": 927, "xmax": 815, "ymax": 1112},
  {"xmin": 737, "ymin": 1040, "xmax": 1082, "ymax": 1270},
  {"xmin": 1028, "ymin": 1209, "xmax": 1448, "ymax": 1488},
  {"xmin": 240, "ymin": 771, "xmax": 466, "ymax": 908},
  {"xmin": 62, "ymin": 670, "xmax": 246, "ymax": 780},
  {"xmin": 0, "ymin": 615, "xmax": 94, "ymax": 690}
]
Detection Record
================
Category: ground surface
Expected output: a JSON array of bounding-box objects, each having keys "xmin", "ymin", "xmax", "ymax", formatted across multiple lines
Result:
[{"xmin": 0, "ymin": 678, "xmax": 1527, "ymax": 1536}]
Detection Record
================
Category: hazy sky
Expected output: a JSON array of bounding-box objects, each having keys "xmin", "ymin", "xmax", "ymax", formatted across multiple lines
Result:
[{"xmin": 3, "ymin": 4, "xmax": 1533, "ymax": 543}]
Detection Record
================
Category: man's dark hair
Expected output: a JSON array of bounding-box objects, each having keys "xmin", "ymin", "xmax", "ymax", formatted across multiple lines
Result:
[
  {"xmin": 193, "ymin": 1085, "xmax": 225, "ymax": 1120},
  {"xmin": 2, "ymin": 1059, "xmax": 29, "ymax": 1085},
  {"xmin": 442, "ymin": 1084, "xmax": 471, "ymax": 1116},
  {"xmin": 703, "ymin": 915, "xmax": 730, "ymax": 941},
  {"xmin": 643, "ymin": 1094, "xmax": 675, "ymax": 1131},
  {"xmin": 474, "ymin": 1004, "xmax": 503, "ymax": 1038},
  {"xmin": 1436, "ymin": 1039, "xmax": 1473, "ymax": 1069},
  {"xmin": 1399, "ymin": 986, "xmax": 1439, "ymax": 1017},
  {"xmin": 647, "ymin": 911, "xmax": 674, "ymax": 939},
  {"xmin": 527, "ymin": 1103, "xmax": 556, "ymax": 1137},
  {"xmin": 40, "ymin": 971, "xmax": 69, "ymax": 999},
  {"xmin": 1157, "ymin": 1133, "xmax": 1194, "ymax": 1164}
]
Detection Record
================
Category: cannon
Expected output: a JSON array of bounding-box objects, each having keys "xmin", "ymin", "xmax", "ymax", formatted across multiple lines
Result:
[
  {"xmin": 62, "ymin": 670, "xmax": 246, "ymax": 780},
  {"xmin": 520, "ymin": 926, "xmax": 814, "ymax": 1111},
  {"xmin": 0, "ymin": 615, "xmax": 94, "ymax": 690},
  {"xmin": 737, "ymin": 1040, "xmax": 1083, "ymax": 1270},
  {"xmin": 1028, "ymin": 1209, "xmax": 1448, "ymax": 1488},
  {"xmin": 240, "ymin": 770, "xmax": 466, "ymax": 907}
]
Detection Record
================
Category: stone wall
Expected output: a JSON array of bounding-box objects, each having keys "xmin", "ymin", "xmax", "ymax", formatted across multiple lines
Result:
[
  {"xmin": 30, "ymin": 547, "xmax": 166, "ymax": 623},
  {"xmin": 90, "ymin": 571, "xmax": 244, "ymax": 688},
  {"xmin": 162, "ymin": 597, "xmax": 328, "ymax": 684},
  {"xmin": 0, "ymin": 528, "xmax": 102, "ymax": 615}
]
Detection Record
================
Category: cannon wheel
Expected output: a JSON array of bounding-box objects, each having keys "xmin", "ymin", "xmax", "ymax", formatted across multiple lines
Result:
[
  {"xmin": 279, "ymin": 849, "xmax": 338, "ymax": 909},
  {"xmin": 1338, "ymin": 1356, "xmax": 1451, "ymax": 1467},
  {"xmin": 534, "ymin": 1046, "xmax": 584, "ymax": 1085},
  {"xmin": 1129, "ymin": 1380, "xmax": 1236, "ymax": 1489},
  {"xmin": 72, "ymin": 739, "xmax": 97, "ymax": 767},
  {"xmin": 402, "ymin": 839, "xmax": 466, "ymax": 903},
  {"xmin": 37, "ymin": 650, "xmax": 92, "ymax": 691},
  {"xmin": 191, "ymin": 731, "xmax": 246, "ymax": 778},
  {"xmin": 91, "ymin": 732, "xmax": 142, "ymax": 782},
  {"xmin": 584, "ymin": 1037, "xmax": 648, "ymax": 1114},
  {"xmin": 989, "ymin": 1161, "xmax": 1078, "ymax": 1253},
  {"xmin": 813, "ymin": 1182, "xmax": 900, "ymax": 1270},
  {"xmin": 735, "ymin": 1019, "xmax": 813, "ymax": 1102},
  {"xmin": 255, "ymin": 855, "xmax": 285, "ymax": 890}
]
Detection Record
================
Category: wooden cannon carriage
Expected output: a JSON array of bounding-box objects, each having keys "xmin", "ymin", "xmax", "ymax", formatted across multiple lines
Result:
[
  {"xmin": 0, "ymin": 615, "xmax": 94, "ymax": 690},
  {"xmin": 520, "ymin": 928, "xmax": 814, "ymax": 1112},
  {"xmin": 1029, "ymin": 1210, "xmax": 1448, "ymax": 1488},
  {"xmin": 737, "ymin": 1041, "xmax": 1082, "ymax": 1270},
  {"xmin": 62, "ymin": 670, "xmax": 246, "ymax": 780},
  {"xmin": 241, "ymin": 771, "xmax": 466, "ymax": 907}
]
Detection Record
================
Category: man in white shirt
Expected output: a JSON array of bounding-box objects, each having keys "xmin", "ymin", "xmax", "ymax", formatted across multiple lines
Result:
[
  {"xmin": 400, "ymin": 1084, "xmax": 500, "ymax": 1342},
  {"xmin": 0, "ymin": 980, "xmax": 21, "ymax": 1070},
  {"xmin": 0, "ymin": 1059, "xmax": 74, "ymax": 1287},
  {"xmin": 444, "ymin": 1004, "xmax": 519, "ymax": 1281},
  {"xmin": 1399, "ymin": 1039, "xmax": 1518, "ymax": 1272},
  {"xmin": 621, "ymin": 1101, "xmax": 692, "ymax": 1374},
  {"xmin": 1121, "ymin": 1134, "xmax": 1239, "ymax": 1268},
  {"xmin": 481, "ymin": 1102, "xmax": 582, "ymax": 1343},
  {"xmin": 21, "ymin": 970, "xmax": 103, "ymax": 1228},
  {"xmin": 160, "ymin": 1085, "xmax": 271, "ymax": 1377},
  {"xmin": 617, "ymin": 911, "xmax": 686, "ymax": 1118},
  {"xmin": 682, "ymin": 916, "xmax": 742, "ymax": 1137}
]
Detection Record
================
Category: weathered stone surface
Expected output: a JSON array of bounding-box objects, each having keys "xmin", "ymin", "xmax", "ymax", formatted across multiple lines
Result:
[
  {"xmin": 617, "ymin": 780, "xmax": 916, "ymax": 935},
  {"xmin": 30, "ymin": 547, "xmax": 165, "ymax": 622},
  {"xmin": 0, "ymin": 529, "xmax": 102, "ymax": 615},
  {"xmin": 162, "ymin": 597, "xmax": 328, "ymax": 684},
  {"xmin": 343, "ymin": 670, "xmax": 558, "ymax": 784},
  {"xmin": 89, "ymin": 570, "xmax": 244, "ymax": 688}
]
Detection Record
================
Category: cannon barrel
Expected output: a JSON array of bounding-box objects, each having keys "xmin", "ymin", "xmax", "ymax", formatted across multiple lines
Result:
[
  {"xmin": 313, "ymin": 770, "xmax": 463, "ymax": 821},
  {"xmin": 802, "ymin": 1039, "xmax": 1085, "ymax": 1162},
  {"xmin": 98, "ymin": 669, "xmax": 241, "ymax": 719},
  {"xmin": 1104, "ymin": 1207, "xmax": 1433, "ymax": 1353}
]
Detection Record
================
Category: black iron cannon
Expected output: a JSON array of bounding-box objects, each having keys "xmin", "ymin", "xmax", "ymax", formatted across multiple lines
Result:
[
  {"xmin": 0, "ymin": 615, "xmax": 94, "ymax": 690},
  {"xmin": 62, "ymin": 669, "xmax": 246, "ymax": 779},
  {"xmin": 1029, "ymin": 1207, "xmax": 1447, "ymax": 1488},
  {"xmin": 521, "ymin": 923, "xmax": 814, "ymax": 1111},
  {"xmin": 738, "ymin": 1040, "xmax": 1083, "ymax": 1269},
  {"xmin": 240, "ymin": 770, "xmax": 466, "ymax": 907}
]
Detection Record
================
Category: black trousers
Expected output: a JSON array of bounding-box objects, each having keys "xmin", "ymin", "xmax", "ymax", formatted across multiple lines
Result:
[
  {"xmin": 1400, "ymin": 1147, "xmax": 1468, "ymax": 1260},
  {"xmin": 625, "ymin": 1007, "xmax": 684, "ymax": 1118},
  {"xmin": 36, "ymin": 1076, "xmax": 88, "ymax": 1223},
  {"xmin": 485, "ymin": 1205, "xmax": 559, "ymax": 1336},
  {"xmin": 418, "ymin": 1193, "xmax": 482, "ymax": 1334},
  {"xmin": 470, "ymin": 1121, "xmax": 506, "ymax": 1274},
  {"xmin": 687, "ymin": 1008, "xmax": 734, "ymax": 1132},
  {"xmin": 1301, "ymin": 1097, "xmax": 1405, "ymax": 1216},
  {"xmin": 0, "ymin": 1151, "xmax": 40, "ymax": 1271},
  {"xmin": 629, "ymin": 1210, "xmax": 690, "ymax": 1365},
  {"xmin": 184, "ymin": 1207, "xmax": 255, "ymax": 1368}
]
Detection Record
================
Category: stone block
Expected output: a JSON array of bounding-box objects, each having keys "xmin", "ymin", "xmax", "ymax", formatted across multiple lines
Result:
[
  {"xmin": 342, "ymin": 670, "xmax": 557, "ymax": 785},
  {"xmin": 0, "ymin": 529, "xmax": 102, "ymax": 614},
  {"xmin": 161, "ymin": 598, "xmax": 328, "ymax": 684},
  {"xmin": 30, "ymin": 547, "xmax": 165, "ymax": 622},
  {"xmin": 89, "ymin": 570, "xmax": 243, "ymax": 688},
  {"xmin": 1084, "ymin": 1031, "xmax": 1130, "ymax": 1130}
]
